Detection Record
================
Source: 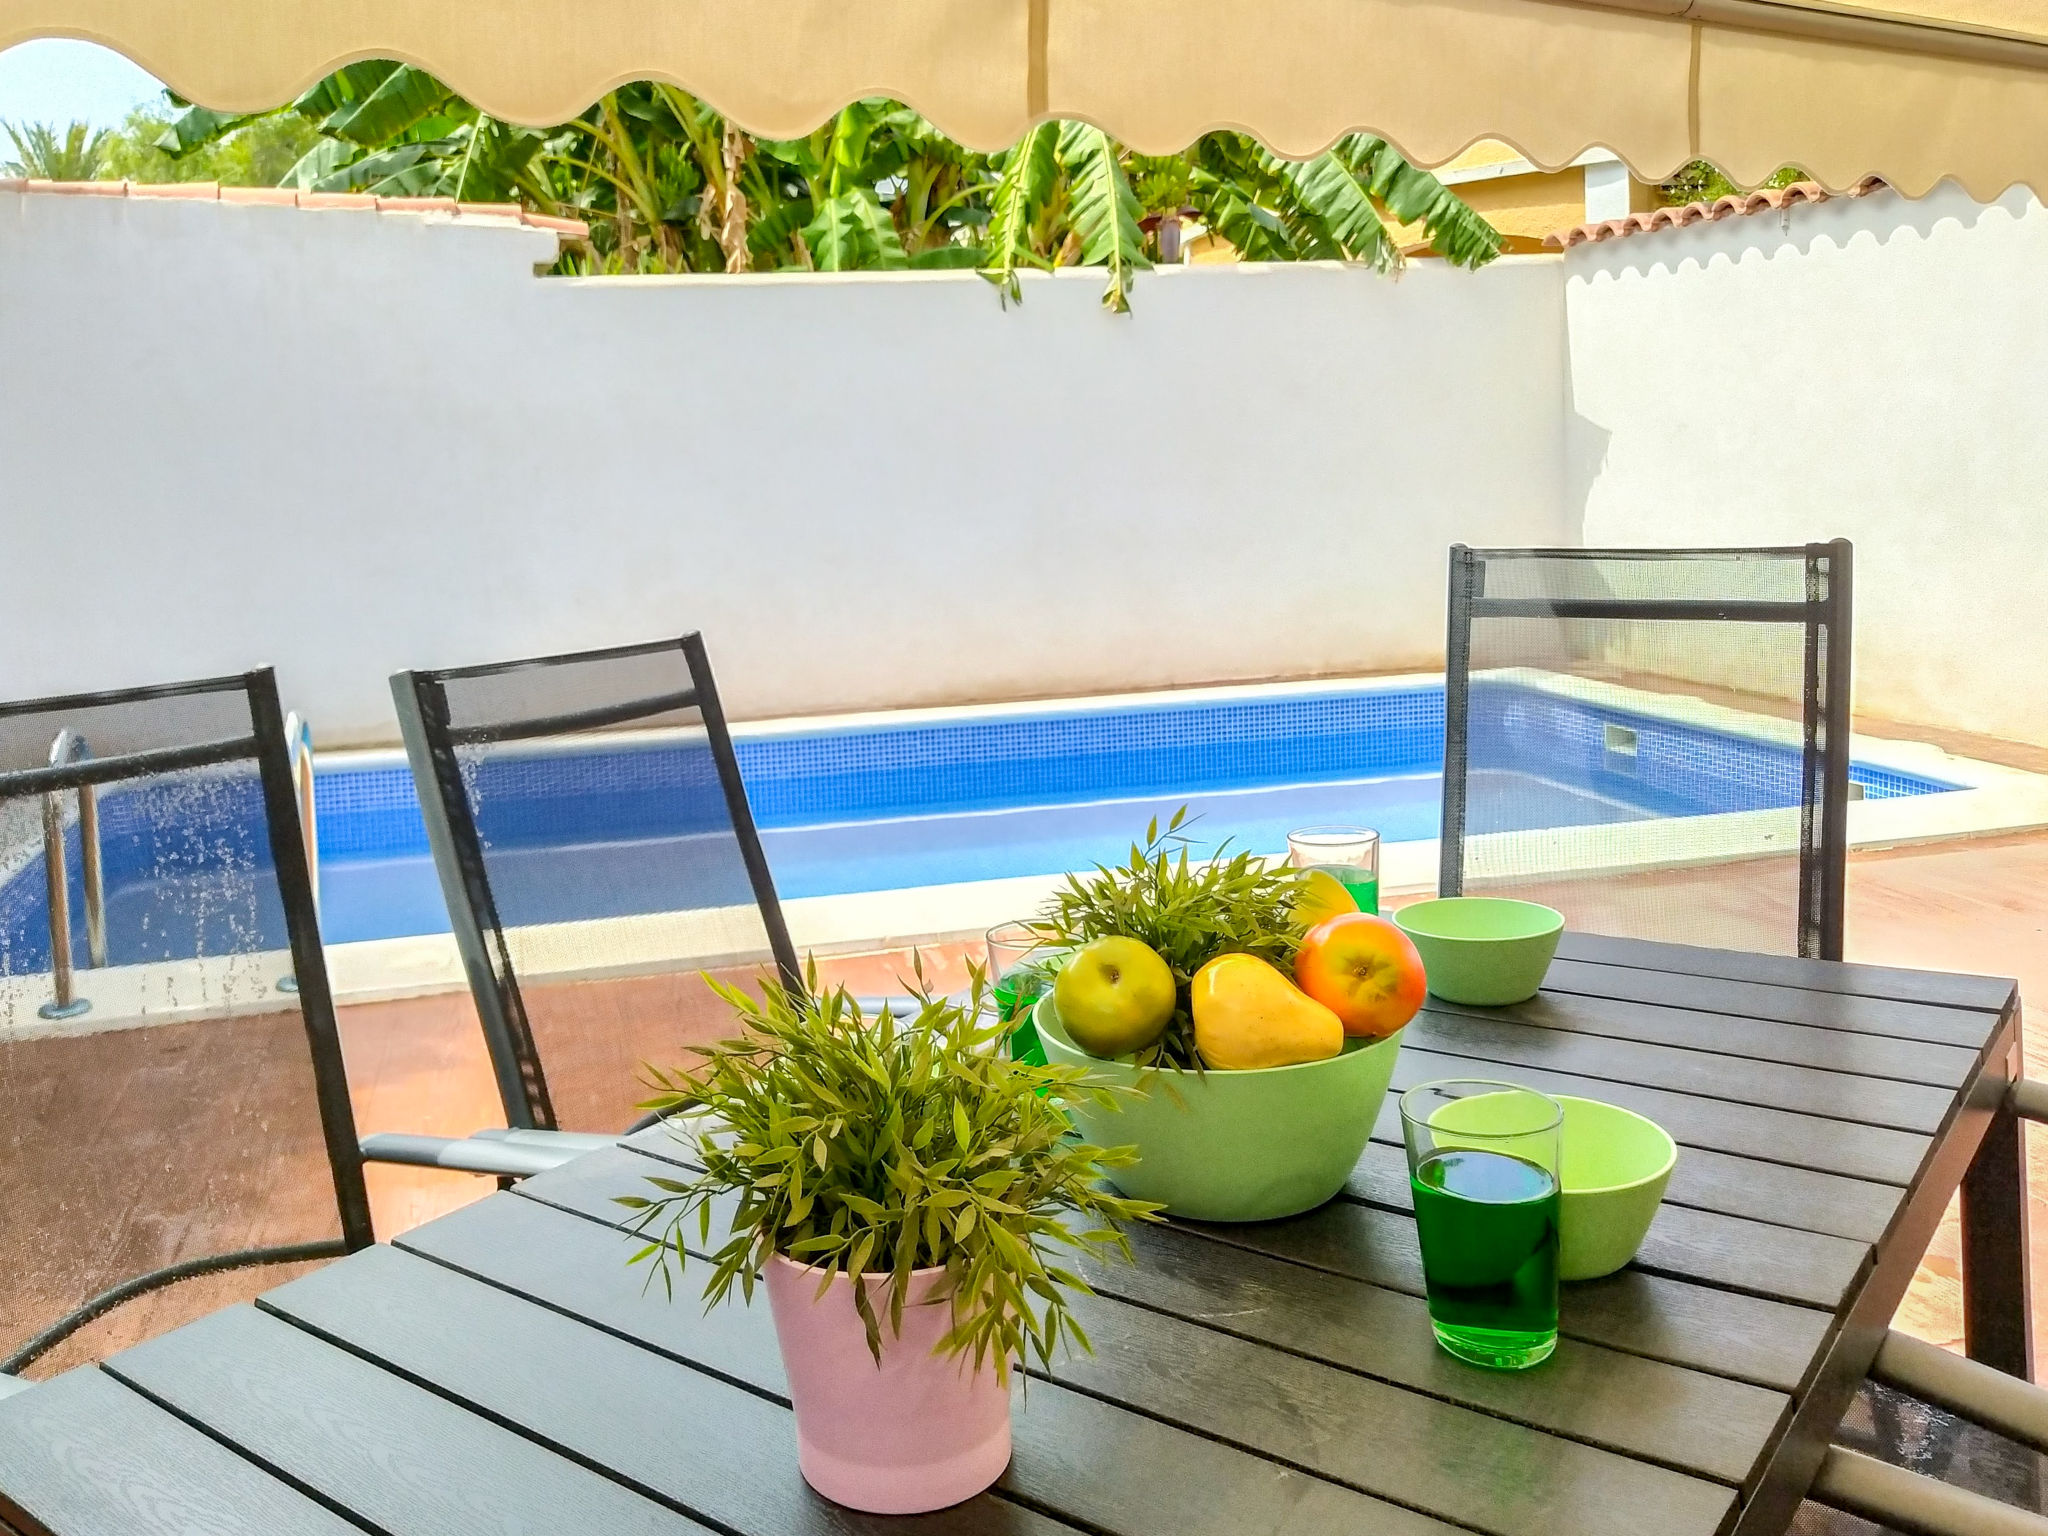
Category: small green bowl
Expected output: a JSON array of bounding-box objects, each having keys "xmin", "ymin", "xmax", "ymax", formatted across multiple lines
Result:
[
  {"xmin": 1394, "ymin": 897, "xmax": 1565, "ymax": 1006},
  {"xmin": 1427, "ymin": 1091, "xmax": 1677, "ymax": 1281},
  {"xmin": 1035, "ymin": 994, "xmax": 1402, "ymax": 1222},
  {"xmin": 1555, "ymin": 1095, "xmax": 1677, "ymax": 1280}
]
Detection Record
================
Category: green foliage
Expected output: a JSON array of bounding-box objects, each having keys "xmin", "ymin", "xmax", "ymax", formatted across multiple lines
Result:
[
  {"xmin": 806, "ymin": 187, "xmax": 908, "ymax": 270},
  {"xmin": 145, "ymin": 65, "xmax": 1502, "ymax": 303},
  {"xmin": 620, "ymin": 960, "xmax": 1157, "ymax": 1379},
  {"xmin": 1056, "ymin": 121, "xmax": 1150, "ymax": 312},
  {"xmin": 980, "ymin": 121, "xmax": 1060, "ymax": 305},
  {"xmin": 2, "ymin": 120, "xmax": 112, "ymax": 180},
  {"xmin": 1659, "ymin": 160, "xmax": 1809, "ymax": 207},
  {"xmin": 1340, "ymin": 135, "xmax": 1504, "ymax": 269},
  {"xmin": 1029, "ymin": 809, "xmax": 1314, "ymax": 1070}
]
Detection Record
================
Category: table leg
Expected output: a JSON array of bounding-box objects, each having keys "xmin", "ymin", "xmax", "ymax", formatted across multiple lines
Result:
[{"xmin": 1962, "ymin": 1101, "xmax": 2034, "ymax": 1379}]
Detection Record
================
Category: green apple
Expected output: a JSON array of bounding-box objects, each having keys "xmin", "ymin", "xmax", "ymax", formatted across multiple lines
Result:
[{"xmin": 1052, "ymin": 937, "xmax": 1176, "ymax": 1058}]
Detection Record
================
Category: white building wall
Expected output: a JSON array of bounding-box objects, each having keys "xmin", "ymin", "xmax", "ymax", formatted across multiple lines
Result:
[
  {"xmin": 1562, "ymin": 185, "xmax": 2048, "ymax": 746},
  {"xmin": 0, "ymin": 193, "xmax": 1569, "ymax": 744}
]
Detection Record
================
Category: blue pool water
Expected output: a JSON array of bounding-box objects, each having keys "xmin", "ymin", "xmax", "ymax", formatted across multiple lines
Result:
[{"xmin": 1, "ymin": 680, "xmax": 1961, "ymax": 962}]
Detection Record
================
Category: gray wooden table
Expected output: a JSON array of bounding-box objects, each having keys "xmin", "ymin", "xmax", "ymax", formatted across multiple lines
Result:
[{"xmin": 0, "ymin": 933, "xmax": 2027, "ymax": 1536}]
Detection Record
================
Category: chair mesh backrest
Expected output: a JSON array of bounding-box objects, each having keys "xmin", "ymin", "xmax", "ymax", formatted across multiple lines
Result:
[
  {"xmin": 393, "ymin": 635, "xmax": 796, "ymax": 1134},
  {"xmin": 0, "ymin": 671, "xmax": 369, "ymax": 1372},
  {"xmin": 1441, "ymin": 544, "xmax": 1852, "ymax": 959}
]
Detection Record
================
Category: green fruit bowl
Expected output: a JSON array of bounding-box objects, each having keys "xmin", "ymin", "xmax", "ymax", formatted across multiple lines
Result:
[
  {"xmin": 1393, "ymin": 897, "xmax": 1565, "ymax": 1006},
  {"xmin": 1431, "ymin": 1090, "xmax": 1677, "ymax": 1281},
  {"xmin": 1555, "ymin": 1095, "xmax": 1678, "ymax": 1280},
  {"xmin": 1035, "ymin": 993, "xmax": 1402, "ymax": 1222}
]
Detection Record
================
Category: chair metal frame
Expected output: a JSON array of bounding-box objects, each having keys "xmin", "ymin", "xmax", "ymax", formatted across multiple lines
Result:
[
  {"xmin": 1440, "ymin": 540, "xmax": 1855, "ymax": 961},
  {"xmin": 390, "ymin": 632, "xmax": 799, "ymax": 1132},
  {"xmin": 0, "ymin": 668, "xmax": 374, "ymax": 1377}
]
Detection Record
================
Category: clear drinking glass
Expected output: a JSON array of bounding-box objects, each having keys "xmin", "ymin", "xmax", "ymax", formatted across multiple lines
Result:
[
  {"xmin": 985, "ymin": 921, "xmax": 1051, "ymax": 1066},
  {"xmin": 1400, "ymin": 1078, "xmax": 1563, "ymax": 1370},
  {"xmin": 1286, "ymin": 826, "xmax": 1381, "ymax": 914}
]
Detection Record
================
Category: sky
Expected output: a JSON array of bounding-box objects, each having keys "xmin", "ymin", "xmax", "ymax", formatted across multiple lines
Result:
[{"xmin": 0, "ymin": 39, "xmax": 168, "ymax": 131}]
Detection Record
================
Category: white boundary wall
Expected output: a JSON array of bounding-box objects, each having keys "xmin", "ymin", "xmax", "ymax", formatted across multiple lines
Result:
[
  {"xmin": 0, "ymin": 193, "xmax": 1567, "ymax": 743},
  {"xmin": 8, "ymin": 186, "xmax": 2046, "ymax": 748},
  {"xmin": 1562, "ymin": 184, "xmax": 2048, "ymax": 747}
]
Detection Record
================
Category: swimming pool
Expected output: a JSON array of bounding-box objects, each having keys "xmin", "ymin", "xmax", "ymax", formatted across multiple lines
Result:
[{"xmin": 1, "ymin": 676, "xmax": 1962, "ymax": 963}]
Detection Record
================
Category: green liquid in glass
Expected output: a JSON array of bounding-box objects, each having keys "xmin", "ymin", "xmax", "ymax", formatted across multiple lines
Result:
[
  {"xmin": 1306, "ymin": 864, "xmax": 1379, "ymax": 915},
  {"xmin": 994, "ymin": 977, "xmax": 1048, "ymax": 1067},
  {"xmin": 1410, "ymin": 1148, "xmax": 1560, "ymax": 1369}
]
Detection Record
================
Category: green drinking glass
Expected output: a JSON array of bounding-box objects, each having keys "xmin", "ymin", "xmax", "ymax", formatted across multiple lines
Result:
[
  {"xmin": 1285, "ymin": 825, "xmax": 1380, "ymax": 914},
  {"xmin": 986, "ymin": 921, "xmax": 1052, "ymax": 1066},
  {"xmin": 1400, "ymin": 1078, "xmax": 1563, "ymax": 1370}
]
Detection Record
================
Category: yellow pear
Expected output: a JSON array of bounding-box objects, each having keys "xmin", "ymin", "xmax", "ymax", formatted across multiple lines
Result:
[
  {"xmin": 1292, "ymin": 867, "xmax": 1361, "ymax": 931},
  {"xmin": 1192, "ymin": 953, "xmax": 1345, "ymax": 1070}
]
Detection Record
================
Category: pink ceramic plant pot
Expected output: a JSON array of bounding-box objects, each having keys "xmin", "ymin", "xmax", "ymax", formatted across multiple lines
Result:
[{"xmin": 763, "ymin": 1253, "xmax": 1011, "ymax": 1513}]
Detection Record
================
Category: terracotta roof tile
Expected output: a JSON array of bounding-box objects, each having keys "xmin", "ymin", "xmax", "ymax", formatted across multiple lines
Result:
[
  {"xmin": 295, "ymin": 191, "xmax": 379, "ymax": 210},
  {"xmin": 374, "ymin": 193, "xmax": 456, "ymax": 214},
  {"xmin": 1547, "ymin": 177, "xmax": 1885, "ymax": 250},
  {"xmin": 35, "ymin": 178, "xmax": 126, "ymax": 197},
  {"xmin": 0, "ymin": 178, "xmax": 588, "ymax": 244},
  {"xmin": 127, "ymin": 181, "xmax": 221, "ymax": 200},
  {"xmin": 218, "ymin": 186, "xmax": 301, "ymax": 207}
]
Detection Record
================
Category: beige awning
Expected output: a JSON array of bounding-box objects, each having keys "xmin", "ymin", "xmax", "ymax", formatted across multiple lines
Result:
[{"xmin": 6, "ymin": 0, "xmax": 2047, "ymax": 197}]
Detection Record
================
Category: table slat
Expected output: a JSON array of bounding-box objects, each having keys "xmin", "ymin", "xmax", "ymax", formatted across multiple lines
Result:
[
  {"xmin": 1096, "ymin": 1218, "xmax": 1785, "ymax": 1484},
  {"xmin": 1391, "ymin": 1047, "xmax": 1929, "ymax": 1186},
  {"xmin": 105, "ymin": 1304, "xmax": 710, "ymax": 1536},
  {"xmin": 1049, "ymin": 1288, "xmax": 1734, "ymax": 1536},
  {"xmin": 461, "ymin": 1170, "xmax": 1732, "ymax": 1536},
  {"xmin": 1403, "ymin": 1012, "xmax": 1954, "ymax": 1132},
  {"xmin": 1369, "ymin": 1087, "xmax": 1906, "ymax": 1240},
  {"xmin": 516, "ymin": 1146, "xmax": 1783, "ymax": 1483},
  {"xmin": 1422, "ymin": 992, "xmax": 1977, "ymax": 1088},
  {"xmin": 1551, "ymin": 932, "xmax": 2016, "ymax": 1013},
  {"xmin": 1185, "ymin": 1197, "xmax": 1831, "ymax": 1392},
  {"xmin": 1347, "ymin": 1142, "xmax": 1868, "ymax": 1309},
  {"xmin": 404, "ymin": 1190, "xmax": 1469, "ymax": 1536},
  {"xmin": 1539, "ymin": 959, "xmax": 2003, "ymax": 1048},
  {"xmin": 0, "ymin": 1369, "xmax": 356, "ymax": 1536},
  {"xmin": 259, "ymin": 1246, "xmax": 1076, "ymax": 1536},
  {"xmin": 617, "ymin": 1117, "xmax": 1842, "ymax": 1387}
]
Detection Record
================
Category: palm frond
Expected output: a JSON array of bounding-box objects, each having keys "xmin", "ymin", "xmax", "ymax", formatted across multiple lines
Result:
[
  {"xmin": 151, "ymin": 105, "xmax": 257, "ymax": 158},
  {"xmin": 1186, "ymin": 167, "xmax": 1296, "ymax": 263},
  {"xmin": 290, "ymin": 62, "xmax": 403, "ymax": 124},
  {"xmin": 279, "ymin": 136, "xmax": 370, "ymax": 191},
  {"xmin": 1056, "ymin": 120, "xmax": 1148, "ymax": 313},
  {"xmin": 1271, "ymin": 148, "xmax": 1401, "ymax": 273},
  {"xmin": 804, "ymin": 187, "xmax": 908, "ymax": 270},
  {"xmin": 1340, "ymin": 135, "xmax": 1504, "ymax": 269},
  {"xmin": 979, "ymin": 120, "xmax": 1058, "ymax": 305},
  {"xmin": 319, "ymin": 66, "xmax": 455, "ymax": 146},
  {"xmin": 3, "ymin": 120, "xmax": 112, "ymax": 180}
]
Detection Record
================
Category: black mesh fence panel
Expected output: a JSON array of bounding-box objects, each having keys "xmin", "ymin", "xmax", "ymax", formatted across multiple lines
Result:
[
  {"xmin": 1443, "ymin": 546, "xmax": 1851, "ymax": 958},
  {"xmin": 0, "ymin": 673, "xmax": 366, "ymax": 1375},
  {"xmin": 397, "ymin": 636, "xmax": 794, "ymax": 1134}
]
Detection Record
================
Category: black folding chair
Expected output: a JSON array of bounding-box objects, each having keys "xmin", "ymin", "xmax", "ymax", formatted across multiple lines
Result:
[
  {"xmin": 364, "ymin": 633, "xmax": 806, "ymax": 1179},
  {"xmin": 1439, "ymin": 544, "xmax": 2048, "ymax": 1532},
  {"xmin": 0, "ymin": 669, "xmax": 373, "ymax": 1382},
  {"xmin": 1440, "ymin": 541, "xmax": 1853, "ymax": 960}
]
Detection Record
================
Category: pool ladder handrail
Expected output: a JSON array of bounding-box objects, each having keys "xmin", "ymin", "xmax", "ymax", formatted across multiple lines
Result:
[
  {"xmin": 39, "ymin": 729, "xmax": 107, "ymax": 1021},
  {"xmin": 278, "ymin": 712, "xmax": 317, "ymax": 995},
  {"xmin": 285, "ymin": 712, "xmax": 318, "ymax": 921}
]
